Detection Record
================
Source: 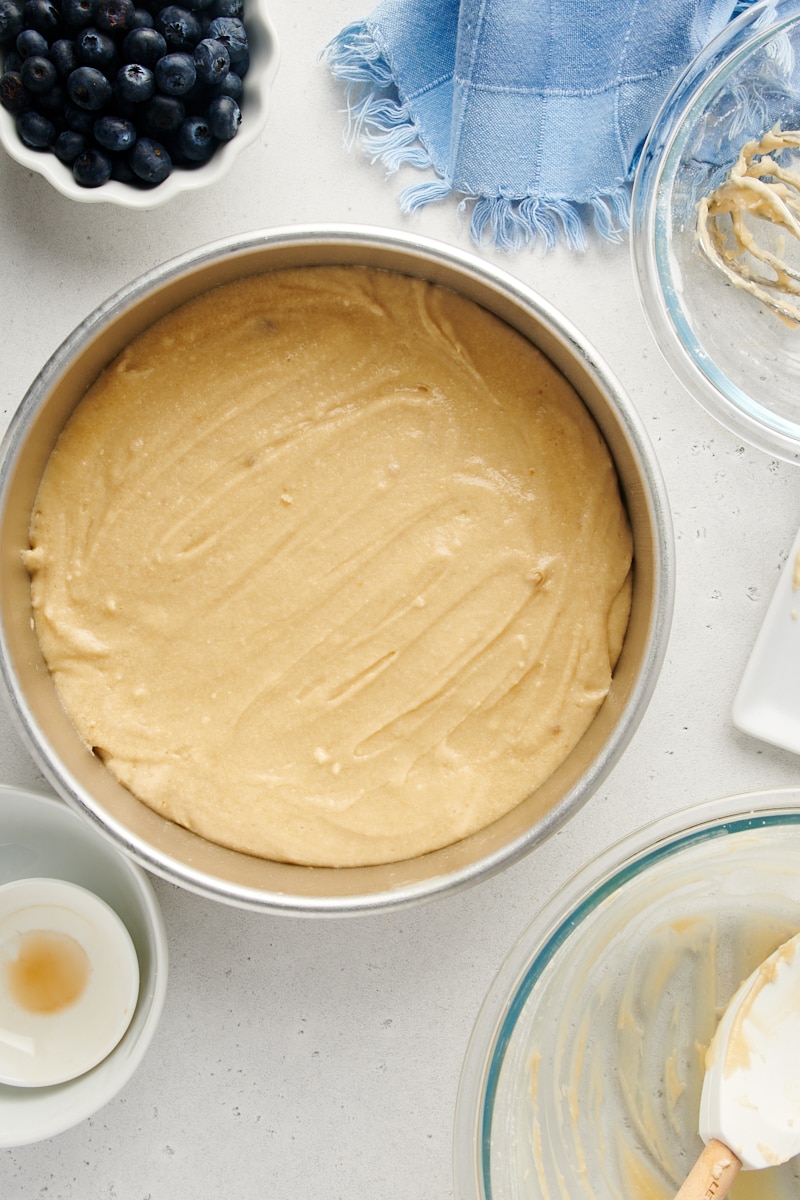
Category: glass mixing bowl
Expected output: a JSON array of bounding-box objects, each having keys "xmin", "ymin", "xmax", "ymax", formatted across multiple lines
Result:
[
  {"xmin": 454, "ymin": 788, "xmax": 800, "ymax": 1199},
  {"xmin": 632, "ymin": 0, "xmax": 800, "ymax": 463}
]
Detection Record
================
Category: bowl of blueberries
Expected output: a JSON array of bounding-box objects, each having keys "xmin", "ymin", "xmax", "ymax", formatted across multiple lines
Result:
[{"xmin": 0, "ymin": 0, "xmax": 279, "ymax": 204}]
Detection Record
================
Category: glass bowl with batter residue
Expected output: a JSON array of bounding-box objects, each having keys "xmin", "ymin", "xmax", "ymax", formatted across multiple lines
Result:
[
  {"xmin": 631, "ymin": 0, "xmax": 800, "ymax": 463},
  {"xmin": 454, "ymin": 788, "xmax": 800, "ymax": 1200}
]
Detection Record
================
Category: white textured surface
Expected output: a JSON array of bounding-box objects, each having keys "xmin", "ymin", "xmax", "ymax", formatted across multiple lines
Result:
[{"xmin": 1, "ymin": 2, "xmax": 800, "ymax": 1196}]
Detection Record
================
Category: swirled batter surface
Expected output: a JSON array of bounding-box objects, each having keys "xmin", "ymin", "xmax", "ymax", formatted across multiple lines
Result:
[{"xmin": 25, "ymin": 267, "xmax": 632, "ymax": 867}]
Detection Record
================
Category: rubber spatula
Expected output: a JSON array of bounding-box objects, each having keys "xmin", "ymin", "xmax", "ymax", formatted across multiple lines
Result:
[{"xmin": 675, "ymin": 931, "xmax": 800, "ymax": 1199}]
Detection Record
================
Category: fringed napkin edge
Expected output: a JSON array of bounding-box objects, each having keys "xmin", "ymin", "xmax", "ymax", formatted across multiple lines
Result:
[{"xmin": 323, "ymin": 18, "xmax": 636, "ymax": 252}]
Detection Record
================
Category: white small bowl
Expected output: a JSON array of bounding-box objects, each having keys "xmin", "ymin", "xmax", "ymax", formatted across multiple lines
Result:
[
  {"xmin": 0, "ymin": 0, "xmax": 280, "ymax": 208},
  {"xmin": 0, "ymin": 785, "xmax": 167, "ymax": 1147},
  {"xmin": 0, "ymin": 877, "xmax": 140, "ymax": 1088}
]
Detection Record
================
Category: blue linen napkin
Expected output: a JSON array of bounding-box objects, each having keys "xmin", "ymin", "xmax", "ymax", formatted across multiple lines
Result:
[{"xmin": 323, "ymin": 0, "xmax": 759, "ymax": 250}]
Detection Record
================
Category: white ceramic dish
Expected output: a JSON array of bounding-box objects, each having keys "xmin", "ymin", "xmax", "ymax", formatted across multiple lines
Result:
[
  {"xmin": 0, "ymin": 0, "xmax": 280, "ymax": 208},
  {"xmin": 0, "ymin": 877, "xmax": 140, "ymax": 1088},
  {"xmin": 733, "ymin": 522, "xmax": 800, "ymax": 753},
  {"xmin": 0, "ymin": 785, "xmax": 167, "ymax": 1147},
  {"xmin": 631, "ymin": 0, "xmax": 800, "ymax": 463},
  {"xmin": 454, "ymin": 788, "xmax": 800, "ymax": 1200}
]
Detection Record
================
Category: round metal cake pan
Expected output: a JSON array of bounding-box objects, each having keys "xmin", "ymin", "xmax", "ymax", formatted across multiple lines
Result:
[{"xmin": 0, "ymin": 225, "xmax": 675, "ymax": 915}]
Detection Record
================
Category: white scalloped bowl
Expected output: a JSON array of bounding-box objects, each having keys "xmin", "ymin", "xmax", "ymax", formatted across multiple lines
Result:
[{"xmin": 0, "ymin": 0, "xmax": 279, "ymax": 208}]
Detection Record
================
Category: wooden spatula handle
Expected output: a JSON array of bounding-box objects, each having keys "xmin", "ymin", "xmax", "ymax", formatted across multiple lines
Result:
[{"xmin": 674, "ymin": 1139, "xmax": 742, "ymax": 1200}]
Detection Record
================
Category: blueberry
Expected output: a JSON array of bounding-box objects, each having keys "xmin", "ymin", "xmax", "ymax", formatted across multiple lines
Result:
[
  {"xmin": 94, "ymin": 0, "xmax": 135, "ymax": 35},
  {"xmin": 233, "ymin": 44, "xmax": 246, "ymax": 76},
  {"xmin": 66, "ymin": 64, "xmax": 113, "ymax": 109},
  {"xmin": 17, "ymin": 106, "xmax": 56, "ymax": 146},
  {"xmin": 175, "ymin": 112, "xmax": 211, "ymax": 161},
  {"xmin": 129, "ymin": 6, "xmax": 154, "ymax": 27},
  {"xmin": 0, "ymin": 69, "xmax": 30, "ymax": 113},
  {"xmin": 62, "ymin": 0, "xmax": 94, "ymax": 28},
  {"xmin": 143, "ymin": 89, "xmax": 182, "ymax": 133},
  {"xmin": 154, "ymin": 50, "xmax": 195, "ymax": 94},
  {"xmin": 155, "ymin": 5, "xmax": 201, "ymax": 49},
  {"xmin": 0, "ymin": 0, "xmax": 24, "ymax": 46},
  {"xmin": 22, "ymin": 0, "xmax": 61, "ymax": 39},
  {"xmin": 3, "ymin": 46, "xmax": 21, "ymax": 70},
  {"xmin": 112, "ymin": 91, "xmax": 135, "ymax": 116},
  {"xmin": 50, "ymin": 37, "xmax": 79, "ymax": 77},
  {"xmin": 209, "ymin": 0, "xmax": 242, "ymax": 18},
  {"xmin": 20, "ymin": 52, "xmax": 57, "ymax": 92},
  {"xmin": 176, "ymin": 72, "xmax": 206, "ymax": 107},
  {"xmin": 110, "ymin": 152, "xmax": 135, "ymax": 180},
  {"xmin": 206, "ymin": 92, "xmax": 238, "ymax": 140},
  {"xmin": 115, "ymin": 60, "xmax": 154, "ymax": 101},
  {"xmin": 129, "ymin": 133, "xmax": 170, "ymax": 181},
  {"xmin": 16, "ymin": 26, "xmax": 47, "ymax": 57},
  {"xmin": 193, "ymin": 36, "xmax": 227, "ymax": 84},
  {"xmin": 76, "ymin": 27, "xmax": 117, "ymax": 68},
  {"xmin": 210, "ymin": 67, "xmax": 240, "ymax": 100},
  {"xmin": 35, "ymin": 80, "xmax": 66, "ymax": 112},
  {"xmin": 93, "ymin": 112, "xmax": 135, "ymax": 149},
  {"xmin": 72, "ymin": 144, "xmax": 112, "ymax": 185},
  {"xmin": 205, "ymin": 16, "xmax": 245, "ymax": 64},
  {"xmin": 53, "ymin": 126, "xmax": 86, "ymax": 161},
  {"xmin": 63, "ymin": 99, "xmax": 94, "ymax": 130},
  {"xmin": 121, "ymin": 25, "xmax": 165, "ymax": 65}
]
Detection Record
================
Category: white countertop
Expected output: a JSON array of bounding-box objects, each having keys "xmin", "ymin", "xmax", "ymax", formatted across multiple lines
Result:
[{"xmin": 2, "ymin": 3, "xmax": 800, "ymax": 1197}]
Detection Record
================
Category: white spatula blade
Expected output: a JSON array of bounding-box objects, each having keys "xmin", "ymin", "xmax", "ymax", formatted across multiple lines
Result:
[{"xmin": 699, "ymin": 932, "xmax": 800, "ymax": 1171}]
